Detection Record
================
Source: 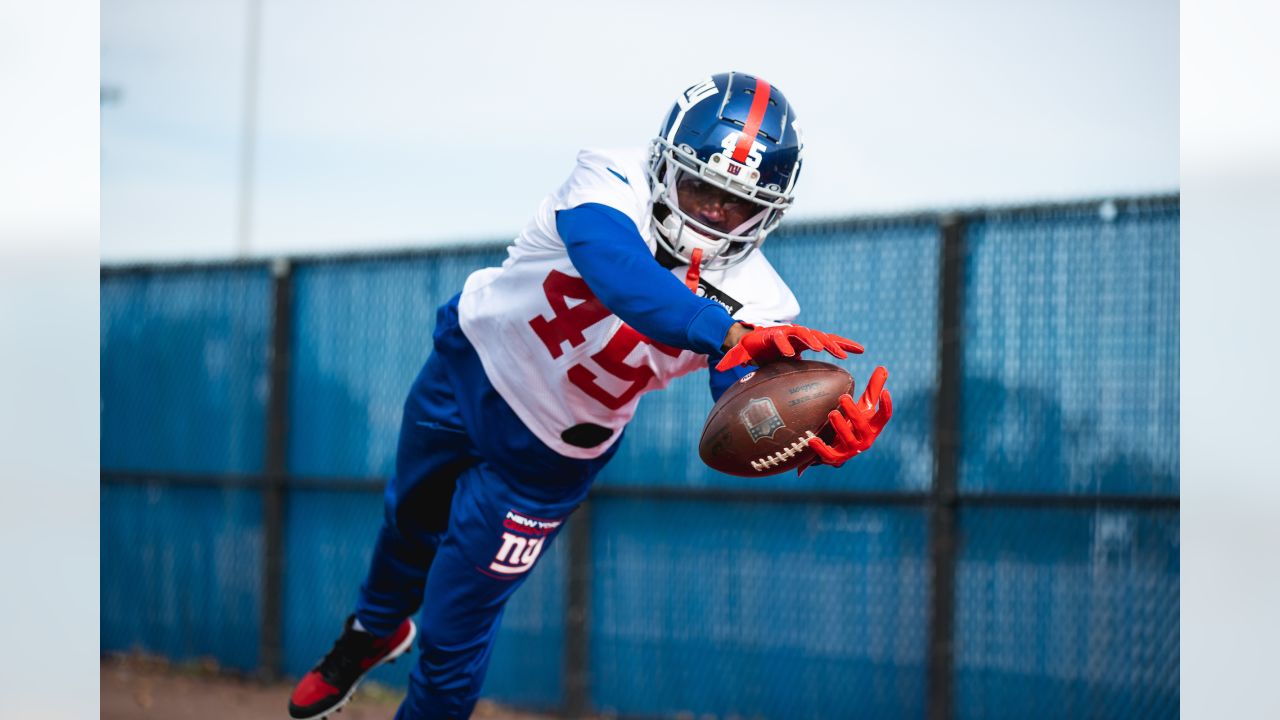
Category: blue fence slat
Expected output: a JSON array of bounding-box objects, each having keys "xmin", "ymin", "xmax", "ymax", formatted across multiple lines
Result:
[
  {"xmin": 954, "ymin": 507, "xmax": 1179, "ymax": 719},
  {"xmin": 287, "ymin": 251, "xmax": 505, "ymax": 479},
  {"xmin": 960, "ymin": 199, "xmax": 1179, "ymax": 495},
  {"xmin": 101, "ymin": 485, "xmax": 263, "ymax": 672},
  {"xmin": 100, "ymin": 268, "xmax": 272, "ymax": 474},
  {"xmin": 589, "ymin": 499, "xmax": 930, "ymax": 719}
]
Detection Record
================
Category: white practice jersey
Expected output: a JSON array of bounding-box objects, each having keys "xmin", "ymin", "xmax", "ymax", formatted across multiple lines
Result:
[{"xmin": 457, "ymin": 147, "xmax": 800, "ymax": 459}]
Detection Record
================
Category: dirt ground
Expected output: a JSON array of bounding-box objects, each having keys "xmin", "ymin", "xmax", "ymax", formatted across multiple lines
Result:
[{"xmin": 101, "ymin": 655, "xmax": 557, "ymax": 720}]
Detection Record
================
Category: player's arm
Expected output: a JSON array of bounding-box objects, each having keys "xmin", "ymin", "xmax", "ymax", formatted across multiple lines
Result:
[
  {"xmin": 557, "ymin": 203, "xmax": 860, "ymax": 364},
  {"xmin": 557, "ymin": 202, "xmax": 738, "ymax": 355},
  {"xmin": 556, "ymin": 204, "xmax": 749, "ymax": 402}
]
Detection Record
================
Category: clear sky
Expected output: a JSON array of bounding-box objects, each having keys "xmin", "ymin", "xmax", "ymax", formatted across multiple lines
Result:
[{"xmin": 101, "ymin": 0, "xmax": 1178, "ymax": 261}]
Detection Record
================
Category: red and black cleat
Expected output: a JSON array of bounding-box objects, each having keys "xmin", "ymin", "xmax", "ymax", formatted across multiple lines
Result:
[{"xmin": 288, "ymin": 615, "xmax": 416, "ymax": 719}]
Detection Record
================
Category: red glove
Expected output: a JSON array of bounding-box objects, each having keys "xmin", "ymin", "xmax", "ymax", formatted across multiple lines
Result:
[
  {"xmin": 715, "ymin": 324, "xmax": 863, "ymax": 371},
  {"xmin": 803, "ymin": 366, "xmax": 893, "ymax": 471}
]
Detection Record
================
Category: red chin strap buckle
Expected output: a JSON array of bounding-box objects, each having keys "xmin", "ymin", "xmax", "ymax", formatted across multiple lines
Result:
[{"xmin": 684, "ymin": 248, "xmax": 703, "ymax": 293}]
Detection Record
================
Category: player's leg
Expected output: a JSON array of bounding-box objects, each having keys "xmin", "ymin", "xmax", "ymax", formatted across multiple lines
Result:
[
  {"xmin": 354, "ymin": 349, "xmax": 481, "ymax": 634},
  {"xmin": 393, "ymin": 460, "xmax": 590, "ymax": 720},
  {"xmin": 388, "ymin": 294, "xmax": 618, "ymax": 718},
  {"xmin": 289, "ymin": 352, "xmax": 478, "ymax": 720}
]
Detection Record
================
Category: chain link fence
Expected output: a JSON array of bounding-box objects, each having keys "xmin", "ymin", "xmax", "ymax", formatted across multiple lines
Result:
[
  {"xmin": 954, "ymin": 507, "xmax": 1179, "ymax": 719},
  {"xmin": 100, "ymin": 268, "xmax": 273, "ymax": 674},
  {"xmin": 100, "ymin": 195, "xmax": 1179, "ymax": 718},
  {"xmin": 961, "ymin": 200, "xmax": 1179, "ymax": 495}
]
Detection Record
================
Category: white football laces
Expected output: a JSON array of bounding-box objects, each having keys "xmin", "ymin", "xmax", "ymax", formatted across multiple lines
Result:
[{"xmin": 750, "ymin": 430, "xmax": 817, "ymax": 472}]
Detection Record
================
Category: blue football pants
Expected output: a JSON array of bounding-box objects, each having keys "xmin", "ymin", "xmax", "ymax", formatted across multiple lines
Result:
[{"xmin": 353, "ymin": 298, "xmax": 617, "ymax": 719}]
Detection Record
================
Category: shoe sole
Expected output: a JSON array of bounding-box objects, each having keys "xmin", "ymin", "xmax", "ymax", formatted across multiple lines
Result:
[{"xmin": 290, "ymin": 619, "xmax": 418, "ymax": 720}]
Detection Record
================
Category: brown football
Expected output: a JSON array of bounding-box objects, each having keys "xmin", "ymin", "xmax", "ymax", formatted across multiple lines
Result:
[{"xmin": 699, "ymin": 360, "xmax": 853, "ymax": 477}]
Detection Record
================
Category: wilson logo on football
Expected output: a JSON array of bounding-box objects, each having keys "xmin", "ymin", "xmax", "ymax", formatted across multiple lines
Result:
[{"xmin": 739, "ymin": 397, "xmax": 785, "ymax": 442}]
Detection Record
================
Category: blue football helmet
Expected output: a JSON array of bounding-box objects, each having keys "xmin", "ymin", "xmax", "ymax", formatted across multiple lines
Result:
[{"xmin": 648, "ymin": 71, "xmax": 804, "ymax": 269}]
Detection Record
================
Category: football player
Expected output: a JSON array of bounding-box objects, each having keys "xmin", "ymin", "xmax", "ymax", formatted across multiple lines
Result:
[{"xmin": 288, "ymin": 71, "xmax": 892, "ymax": 720}]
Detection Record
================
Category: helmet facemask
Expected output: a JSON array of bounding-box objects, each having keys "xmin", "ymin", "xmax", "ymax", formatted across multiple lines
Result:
[{"xmin": 647, "ymin": 138, "xmax": 794, "ymax": 270}]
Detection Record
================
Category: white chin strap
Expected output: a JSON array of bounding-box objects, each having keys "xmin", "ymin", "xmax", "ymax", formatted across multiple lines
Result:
[
  {"xmin": 660, "ymin": 212, "xmax": 767, "ymax": 266},
  {"xmin": 660, "ymin": 213, "xmax": 723, "ymax": 263}
]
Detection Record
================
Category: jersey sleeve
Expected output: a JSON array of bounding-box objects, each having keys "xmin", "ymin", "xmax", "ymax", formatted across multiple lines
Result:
[
  {"xmin": 707, "ymin": 358, "xmax": 752, "ymax": 401},
  {"xmin": 556, "ymin": 203, "xmax": 736, "ymax": 356},
  {"xmin": 556, "ymin": 149, "xmax": 651, "ymax": 233}
]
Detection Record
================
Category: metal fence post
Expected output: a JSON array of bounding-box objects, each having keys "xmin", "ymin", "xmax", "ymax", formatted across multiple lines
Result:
[
  {"xmin": 564, "ymin": 500, "xmax": 593, "ymax": 717},
  {"xmin": 927, "ymin": 215, "xmax": 965, "ymax": 720},
  {"xmin": 261, "ymin": 258, "xmax": 293, "ymax": 680}
]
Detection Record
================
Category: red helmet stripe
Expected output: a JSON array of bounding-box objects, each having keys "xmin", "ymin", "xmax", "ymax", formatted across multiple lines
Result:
[{"xmin": 731, "ymin": 77, "xmax": 772, "ymax": 164}]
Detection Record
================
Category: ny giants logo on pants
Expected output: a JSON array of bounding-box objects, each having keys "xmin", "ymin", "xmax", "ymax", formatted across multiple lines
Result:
[{"xmin": 487, "ymin": 510, "xmax": 564, "ymax": 576}]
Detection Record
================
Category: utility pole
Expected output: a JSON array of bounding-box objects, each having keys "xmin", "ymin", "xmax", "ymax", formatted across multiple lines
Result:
[
  {"xmin": 100, "ymin": 84, "xmax": 123, "ymax": 106},
  {"xmin": 236, "ymin": 0, "xmax": 263, "ymax": 258}
]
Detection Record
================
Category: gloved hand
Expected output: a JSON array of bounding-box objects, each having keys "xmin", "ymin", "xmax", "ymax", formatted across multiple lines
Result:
[
  {"xmin": 714, "ymin": 324, "xmax": 863, "ymax": 371},
  {"xmin": 804, "ymin": 366, "xmax": 892, "ymax": 470}
]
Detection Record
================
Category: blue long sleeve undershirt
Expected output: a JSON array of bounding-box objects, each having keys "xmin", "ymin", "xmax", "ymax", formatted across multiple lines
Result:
[
  {"xmin": 708, "ymin": 361, "xmax": 753, "ymax": 401},
  {"xmin": 555, "ymin": 203, "xmax": 746, "ymax": 400},
  {"xmin": 557, "ymin": 203, "xmax": 735, "ymax": 355}
]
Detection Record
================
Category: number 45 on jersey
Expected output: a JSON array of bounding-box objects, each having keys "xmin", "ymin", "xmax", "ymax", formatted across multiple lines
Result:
[{"xmin": 527, "ymin": 270, "xmax": 681, "ymax": 410}]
